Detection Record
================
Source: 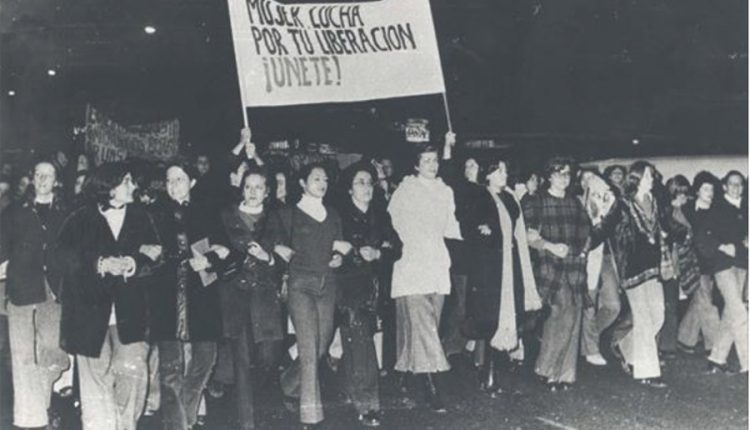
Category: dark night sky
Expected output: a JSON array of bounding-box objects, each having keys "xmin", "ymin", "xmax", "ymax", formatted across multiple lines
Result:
[{"xmin": 0, "ymin": 0, "xmax": 747, "ymax": 165}]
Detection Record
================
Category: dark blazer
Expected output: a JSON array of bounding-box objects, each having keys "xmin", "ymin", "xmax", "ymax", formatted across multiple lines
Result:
[
  {"xmin": 219, "ymin": 206, "xmax": 284, "ymax": 342},
  {"xmin": 463, "ymin": 189, "xmax": 522, "ymax": 339},
  {"xmin": 694, "ymin": 196, "xmax": 748, "ymax": 273},
  {"xmin": 57, "ymin": 204, "xmax": 162, "ymax": 357},
  {"xmin": 148, "ymin": 199, "xmax": 228, "ymax": 342},
  {"xmin": 1, "ymin": 198, "xmax": 68, "ymax": 306}
]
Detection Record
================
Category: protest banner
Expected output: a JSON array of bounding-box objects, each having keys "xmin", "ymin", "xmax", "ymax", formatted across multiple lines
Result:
[
  {"xmin": 85, "ymin": 105, "xmax": 180, "ymax": 165},
  {"xmin": 227, "ymin": 0, "xmax": 446, "ymax": 107}
]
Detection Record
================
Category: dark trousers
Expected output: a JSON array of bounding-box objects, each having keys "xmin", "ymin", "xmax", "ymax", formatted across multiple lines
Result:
[
  {"xmin": 230, "ymin": 320, "xmax": 282, "ymax": 430},
  {"xmin": 159, "ymin": 340, "xmax": 217, "ymax": 430},
  {"xmin": 280, "ymin": 273, "xmax": 337, "ymax": 424},
  {"xmin": 339, "ymin": 308, "xmax": 380, "ymax": 415},
  {"xmin": 658, "ymin": 279, "xmax": 680, "ymax": 353},
  {"xmin": 441, "ymin": 274, "xmax": 468, "ymax": 357}
]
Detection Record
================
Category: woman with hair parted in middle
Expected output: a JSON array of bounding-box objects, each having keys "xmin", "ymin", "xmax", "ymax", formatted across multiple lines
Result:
[
  {"xmin": 463, "ymin": 157, "xmax": 541, "ymax": 397},
  {"xmin": 610, "ymin": 161, "xmax": 669, "ymax": 388}
]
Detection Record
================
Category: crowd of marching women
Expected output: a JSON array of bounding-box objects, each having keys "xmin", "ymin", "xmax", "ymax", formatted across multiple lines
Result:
[{"xmin": 0, "ymin": 129, "xmax": 746, "ymax": 430}]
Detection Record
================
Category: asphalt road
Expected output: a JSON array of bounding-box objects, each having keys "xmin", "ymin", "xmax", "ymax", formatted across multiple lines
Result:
[
  {"xmin": 1, "ymin": 347, "xmax": 746, "ymax": 429},
  {"xmin": 144, "ymin": 350, "xmax": 747, "ymax": 430}
]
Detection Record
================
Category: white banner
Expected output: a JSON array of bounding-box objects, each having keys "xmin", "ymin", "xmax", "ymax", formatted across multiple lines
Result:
[{"xmin": 227, "ymin": 0, "xmax": 446, "ymax": 106}]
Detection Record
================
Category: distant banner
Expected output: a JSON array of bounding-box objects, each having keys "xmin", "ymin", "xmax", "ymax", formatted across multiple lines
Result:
[
  {"xmin": 85, "ymin": 105, "xmax": 180, "ymax": 165},
  {"xmin": 227, "ymin": 0, "xmax": 446, "ymax": 106}
]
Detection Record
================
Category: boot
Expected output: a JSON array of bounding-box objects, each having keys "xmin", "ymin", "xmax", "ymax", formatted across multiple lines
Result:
[
  {"xmin": 423, "ymin": 373, "xmax": 446, "ymax": 413},
  {"xmin": 396, "ymin": 372, "xmax": 417, "ymax": 409}
]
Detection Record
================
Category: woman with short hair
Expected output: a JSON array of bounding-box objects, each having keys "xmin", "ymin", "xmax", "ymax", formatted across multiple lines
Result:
[{"xmin": 387, "ymin": 141, "xmax": 462, "ymax": 412}]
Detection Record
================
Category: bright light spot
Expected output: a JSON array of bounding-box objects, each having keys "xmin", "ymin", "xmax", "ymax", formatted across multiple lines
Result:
[
  {"xmin": 144, "ymin": 26, "xmax": 157, "ymax": 35},
  {"xmin": 7, "ymin": 90, "xmax": 15, "ymax": 96},
  {"xmin": 47, "ymin": 69, "xmax": 57, "ymax": 76},
  {"xmin": 632, "ymin": 139, "xmax": 640, "ymax": 145}
]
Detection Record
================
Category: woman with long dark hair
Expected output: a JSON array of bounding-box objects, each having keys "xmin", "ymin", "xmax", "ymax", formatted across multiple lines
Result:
[
  {"xmin": 274, "ymin": 163, "xmax": 351, "ymax": 429},
  {"xmin": 610, "ymin": 161, "xmax": 668, "ymax": 387},
  {"xmin": 219, "ymin": 166, "xmax": 285, "ymax": 430},
  {"xmin": 57, "ymin": 161, "xmax": 162, "ymax": 430},
  {"xmin": 463, "ymin": 159, "xmax": 541, "ymax": 396}
]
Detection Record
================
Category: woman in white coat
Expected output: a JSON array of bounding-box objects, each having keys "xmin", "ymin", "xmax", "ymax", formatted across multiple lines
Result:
[{"xmin": 387, "ymin": 134, "xmax": 462, "ymax": 412}]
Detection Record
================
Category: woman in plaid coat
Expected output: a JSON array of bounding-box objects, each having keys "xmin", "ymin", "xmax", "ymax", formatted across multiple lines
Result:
[{"xmin": 522, "ymin": 157, "xmax": 591, "ymax": 391}]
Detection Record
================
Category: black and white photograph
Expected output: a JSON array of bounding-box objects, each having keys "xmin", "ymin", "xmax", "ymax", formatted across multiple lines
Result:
[{"xmin": 0, "ymin": 0, "xmax": 747, "ymax": 429}]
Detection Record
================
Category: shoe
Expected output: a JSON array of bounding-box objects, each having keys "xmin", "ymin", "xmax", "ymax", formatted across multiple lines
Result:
[
  {"xmin": 545, "ymin": 381, "xmax": 559, "ymax": 392},
  {"xmin": 301, "ymin": 423, "xmax": 322, "ymax": 430},
  {"xmin": 706, "ymin": 360, "xmax": 735, "ymax": 375},
  {"xmin": 676, "ymin": 342, "xmax": 696, "ymax": 355},
  {"xmin": 424, "ymin": 373, "xmax": 447, "ymax": 413},
  {"xmin": 659, "ymin": 350, "xmax": 677, "ymax": 361},
  {"xmin": 557, "ymin": 382, "xmax": 573, "ymax": 392},
  {"xmin": 358, "ymin": 411, "xmax": 381, "ymax": 427},
  {"xmin": 207, "ymin": 381, "xmax": 225, "ymax": 399},
  {"xmin": 610, "ymin": 343, "xmax": 631, "ymax": 376},
  {"xmin": 639, "ymin": 377, "xmax": 668, "ymax": 388},
  {"xmin": 585, "ymin": 354, "xmax": 607, "ymax": 366},
  {"xmin": 283, "ymin": 395, "xmax": 298, "ymax": 413},
  {"xmin": 397, "ymin": 372, "xmax": 410, "ymax": 394}
]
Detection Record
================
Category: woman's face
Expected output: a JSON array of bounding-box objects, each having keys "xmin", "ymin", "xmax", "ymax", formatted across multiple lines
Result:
[
  {"xmin": 724, "ymin": 174, "xmax": 744, "ymax": 200},
  {"xmin": 549, "ymin": 166, "xmax": 571, "ymax": 193},
  {"xmin": 350, "ymin": 170, "xmax": 374, "ymax": 206},
  {"xmin": 487, "ymin": 162, "xmax": 508, "ymax": 190},
  {"xmin": 416, "ymin": 152, "xmax": 439, "ymax": 180},
  {"xmin": 638, "ymin": 167, "xmax": 654, "ymax": 193},
  {"xmin": 526, "ymin": 174, "xmax": 539, "ymax": 194},
  {"xmin": 464, "ymin": 158, "xmax": 479, "ymax": 183},
  {"xmin": 275, "ymin": 172, "xmax": 287, "ymax": 200},
  {"xmin": 110, "ymin": 173, "xmax": 136, "ymax": 205},
  {"xmin": 301, "ymin": 167, "xmax": 328, "ymax": 198},
  {"xmin": 16, "ymin": 175, "xmax": 30, "ymax": 195},
  {"xmin": 77, "ymin": 155, "xmax": 89, "ymax": 172},
  {"xmin": 166, "ymin": 166, "xmax": 193, "ymax": 203},
  {"xmin": 242, "ymin": 173, "xmax": 268, "ymax": 208},
  {"xmin": 609, "ymin": 168, "xmax": 625, "ymax": 185},
  {"xmin": 697, "ymin": 183, "xmax": 714, "ymax": 206},
  {"xmin": 32, "ymin": 162, "xmax": 57, "ymax": 198}
]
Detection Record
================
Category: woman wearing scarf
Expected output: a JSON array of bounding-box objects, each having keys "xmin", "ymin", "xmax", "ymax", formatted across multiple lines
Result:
[
  {"xmin": 464, "ymin": 159, "xmax": 541, "ymax": 397},
  {"xmin": 387, "ymin": 138, "xmax": 462, "ymax": 412},
  {"xmin": 219, "ymin": 166, "xmax": 284, "ymax": 430},
  {"xmin": 610, "ymin": 161, "xmax": 668, "ymax": 388}
]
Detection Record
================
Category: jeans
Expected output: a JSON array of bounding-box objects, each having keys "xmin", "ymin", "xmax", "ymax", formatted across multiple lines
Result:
[
  {"xmin": 77, "ymin": 325, "xmax": 149, "ymax": 430},
  {"xmin": 658, "ymin": 279, "xmax": 680, "ymax": 353},
  {"xmin": 619, "ymin": 278, "xmax": 664, "ymax": 379},
  {"xmin": 280, "ymin": 272, "xmax": 337, "ymax": 424},
  {"xmin": 535, "ymin": 284, "xmax": 582, "ymax": 383},
  {"xmin": 678, "ymin": 274, "xmax": 719, "ymax": 350},
  {"xmin": 230, "ymin": 320, "xmax": 281, "ymax": 430},
  {"xmin": 159, "ymin": 340, "xmax": 217, "ymax": 430},
  {"xmin": 441, "ymin": 274, "xmax": 469, "ymax": 357},
  {"xmin": 8, "ymin": 293, "xmax": 69, "ymax": 427},
  {"xmin": 709, "ymin": 267, "xmax": 748, "ymax": 371},
  {"xmin": 339, "ymin": 307, "xmax": 380, "ymax": 415},
  {"xmin": 581, "ymin": 257, "xmax": 621, "ymax": 357}
]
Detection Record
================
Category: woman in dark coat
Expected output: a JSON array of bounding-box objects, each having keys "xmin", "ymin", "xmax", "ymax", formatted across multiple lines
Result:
[
  {"xmin": 57, "ymin": 162, "xmax": 162, "ymax": 430},
  {"xmin": 464, "ymin": 159, "xmax": 540, "ymax": 396},
  {"xmin": 335, "ymin": 162, "xmax": 400, "ymax": 427},
  {"xmin": 148, "ymin": 160, "xmax": 231, "ymax": 430},
  {"xmin": 219, "ymin": 166, "xmax": 284, "ymax": 430}
]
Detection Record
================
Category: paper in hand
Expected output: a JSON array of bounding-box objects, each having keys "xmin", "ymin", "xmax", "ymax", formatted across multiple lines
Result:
[{"xmin": 191, "ymin": 238, "xmax": 218, "ymax": 287}]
